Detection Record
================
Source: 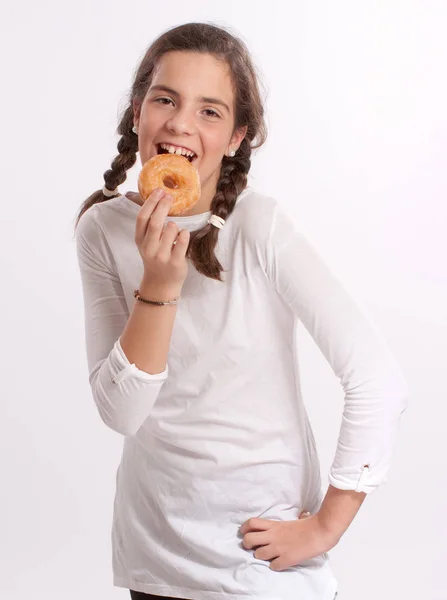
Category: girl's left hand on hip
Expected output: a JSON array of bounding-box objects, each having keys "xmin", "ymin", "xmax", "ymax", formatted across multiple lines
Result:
[{"xmin": 239, "ymin": 510, "xmax": 339, "ymax": 572}]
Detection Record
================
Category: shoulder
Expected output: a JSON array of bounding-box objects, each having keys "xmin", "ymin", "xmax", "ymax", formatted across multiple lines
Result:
[
  {"xmin": 75, "ymin": 196, "xmax": 131, "ymax": 246},
  {"xmin": 75, "ymin": 202, "xmax": 102, "ymax": 248},
  {"xmin": 231, "ymin": 186, "xmax": 304, "ymax": 251},
  {"xmin": 75, "ymin": 198, "xmax": 130, "ymax": 271},
  {"xmin": 231, "ymin": 186, "xmax": 280, "ymax": 244}
]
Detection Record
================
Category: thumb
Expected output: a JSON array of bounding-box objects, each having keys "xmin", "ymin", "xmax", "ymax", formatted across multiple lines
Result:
[{"xmin": 299, "ymin": 511, "xmax": 312, "ymax": 519}]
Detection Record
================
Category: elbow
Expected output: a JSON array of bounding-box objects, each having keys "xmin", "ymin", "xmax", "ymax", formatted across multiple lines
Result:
[
  {"xmin": 348, "ymin": 366, "xmax": 411, "ymax": 416},
  {"xmin": 395, "ymin": 371, "xmax": 410, "ymax": 415},
  {"xmin": 91, "ymin": 385, "xmax": 153, "ymax": 437},
  {"xmin": 382, "ymin": 373, "xmax": 411, "ymax": 420},
  {"xmin": 86, "ymin": 346, "xmax": 168, "ymax": 436},
  {"xmin": 89, "ymin": 368, "xmax": 159, "ymax": 437},
  {"xmin": 96, "ymin": 405, "xmax": 144, "ymax": 436},
  {"xmin": 386, "ymin": 354, "xmax": 411, "ymax": 415}
]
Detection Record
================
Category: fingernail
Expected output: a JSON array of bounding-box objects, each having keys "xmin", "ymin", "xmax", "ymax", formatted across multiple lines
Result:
[{"xmin": 154, "ymin": 188, "xmax": 164, "ymax": 198}]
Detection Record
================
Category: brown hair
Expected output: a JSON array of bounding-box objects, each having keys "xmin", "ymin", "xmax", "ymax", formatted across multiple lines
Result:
[{"xmin": 73, "ymin": 22, "xmax": 267, "ymax": 281}]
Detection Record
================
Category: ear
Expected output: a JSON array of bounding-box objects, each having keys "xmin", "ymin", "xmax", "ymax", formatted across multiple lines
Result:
[{"xmin": 229, "ymin": 125, "xmax": 248, "ymax": 151}]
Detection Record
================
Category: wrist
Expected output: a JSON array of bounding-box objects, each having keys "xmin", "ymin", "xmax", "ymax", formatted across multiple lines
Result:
[
  {"xmin": 315, "ymin": 484, "xmax": 367, "ymax": 544},
  {"xmin": 139, "ymin": 279, "xmax": 182, "ymax": 302},
  {"xmin": 315, "ymin": 510, "xmax": 344, "ymax": 546}
]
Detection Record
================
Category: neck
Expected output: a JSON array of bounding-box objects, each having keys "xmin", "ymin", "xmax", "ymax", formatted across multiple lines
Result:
[{"xmin": 180, "ymin": 168, "xmax": 220, "ymax": 216}]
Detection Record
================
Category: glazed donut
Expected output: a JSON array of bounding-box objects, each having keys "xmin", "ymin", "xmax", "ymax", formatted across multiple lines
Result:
[{"xmin": 137, "ymin": 153, "xmax": 201, "ymax": 216}]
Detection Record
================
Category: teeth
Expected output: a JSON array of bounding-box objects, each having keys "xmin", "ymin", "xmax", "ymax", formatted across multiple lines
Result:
[{"xmin": 160, "ymin": 143, "xmax": 196, "ymax": 159}]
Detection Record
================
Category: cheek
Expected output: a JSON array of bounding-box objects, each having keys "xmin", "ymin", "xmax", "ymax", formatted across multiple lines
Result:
[
  {"xmin": 140, "ymin": 106, "xmax": 163, "ymax": 135},
  {"xmin": 202, "ymin": 129, "xmax": 230, "ymax": 156},
  {"xmin": 141, "ymin": 123, "xmax": 156, "ymax": 140},
  {"xmin": 137, "ymin": 115, "xmax": 161, "ymax": 158}
]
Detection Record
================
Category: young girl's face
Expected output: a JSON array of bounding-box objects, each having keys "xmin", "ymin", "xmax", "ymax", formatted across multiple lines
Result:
[{"xmin": 133, "ymin": 51, "xmax": 247, "ymax": 212}]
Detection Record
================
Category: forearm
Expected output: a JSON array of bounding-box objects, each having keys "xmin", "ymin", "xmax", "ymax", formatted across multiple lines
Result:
[
  {"xmin": 316, "ymin": 484, "xmax": 367, "ymax": 541},
  {"xmin": 120, "ymin": 278, "xmax": 181, "ymax": 375}
]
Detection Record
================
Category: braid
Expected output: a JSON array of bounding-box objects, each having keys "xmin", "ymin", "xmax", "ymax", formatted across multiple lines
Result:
[
  {"xmin": 107, "ymin": 107, "xmax": 139, "ymax": 189},
  {"xmin": 73, "ymin": 107, "xmax": 138, "ymax": 231},
  {"xmin": 187, "ymin": 137, "xmax": 251, "ymax": 281}
]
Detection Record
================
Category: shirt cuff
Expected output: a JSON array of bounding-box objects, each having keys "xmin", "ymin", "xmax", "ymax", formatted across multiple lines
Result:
[
  {"xmin": 110, "ymin": 337, "xmax": 169, "ymax": 384},
  {"xmin": 328, "ymin": 464, "xmax": 385, "ymax": 495}
]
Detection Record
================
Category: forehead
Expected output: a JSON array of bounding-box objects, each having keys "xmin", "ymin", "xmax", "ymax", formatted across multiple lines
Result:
[{"xmin": 151, "ymin": 51, "xmax": 235, "ymax": 108}]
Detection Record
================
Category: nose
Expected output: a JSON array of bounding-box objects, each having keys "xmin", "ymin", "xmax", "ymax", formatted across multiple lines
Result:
[{"xmin": 165, "ymin": 106, "xmax": 196, "ymax": 136}]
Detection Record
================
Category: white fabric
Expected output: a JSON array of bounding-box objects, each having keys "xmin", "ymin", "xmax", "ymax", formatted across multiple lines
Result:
[
  {"xmin": 103, "ymin": 185, "xmax": 120, "ymax": 197},
  {"xmin": 207, "ymin": 214, "xmax": 226, "ymax": 229},
  {"xmin": 75, "ymin": 187, "xmax": 409, "ymax": 600}
]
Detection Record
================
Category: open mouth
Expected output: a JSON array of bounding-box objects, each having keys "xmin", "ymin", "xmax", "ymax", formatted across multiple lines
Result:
[{"xmin": 156, "ymin": 144, "xmax": 197, "ymax": 164}]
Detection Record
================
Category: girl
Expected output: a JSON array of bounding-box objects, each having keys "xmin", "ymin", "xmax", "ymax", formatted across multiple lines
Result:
[{"xmin": 74, "ymin": 22, "xmax": 409, "ymax": 600}]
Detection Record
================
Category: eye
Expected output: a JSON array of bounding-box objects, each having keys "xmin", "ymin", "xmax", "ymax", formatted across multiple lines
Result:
[
  {"xmin": 203, "ymin": 109, "xmax": 220, "ymax": 118},
  {"xmin": 155, "ymin": 97, "xmax": 174, "ymax": 105},
  {"xmin": 154, "ymin": 98, "xmax": 219, "ymax": 118}
]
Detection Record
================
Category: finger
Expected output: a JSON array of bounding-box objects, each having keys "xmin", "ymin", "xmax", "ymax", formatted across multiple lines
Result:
[
  {"xmin": 239, "ymin": 518, "xmax": 274, "ymax": 535},
  {"xmin": 299, "ymin": 511, "xmax": 312, "ymax": 519},
  {"xmin": 242, "ymin": 530, "xmax": 271, "ymax": 550},
  {"xmin": 135, "ymin": 188, "xmax": 166, "ymax": 247},
  {"xmin": 269, "ymin": 556, "xmax": 290, "ymax": 572},
  {"xmin": 171, "ymin": 228, "xmax": 191, "ymax": 259},
  {"xmin": 158, "ymin": 221, "xmax": 181, "ymax": 257},
  {"xmin": 254, "ymin": 543, "xmax": 278, "ymax": 562},
  {"xmin": 141, "ymin": 195, "xmax": 174, "ymax": 255}
]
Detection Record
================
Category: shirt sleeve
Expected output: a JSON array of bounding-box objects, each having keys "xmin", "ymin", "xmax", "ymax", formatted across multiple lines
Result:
[
  {"xmin": 75, "ymin": 208, "xmax": 168, "ymax": 436},
  {"xmin": 264, "ymin": 203, "xmax": 410, "ymax": 494}
]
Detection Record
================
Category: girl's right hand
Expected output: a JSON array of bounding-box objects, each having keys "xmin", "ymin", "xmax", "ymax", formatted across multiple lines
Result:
[{"xmin": 132, "ymin": 188, "xmax": 191, "ymax": 294}]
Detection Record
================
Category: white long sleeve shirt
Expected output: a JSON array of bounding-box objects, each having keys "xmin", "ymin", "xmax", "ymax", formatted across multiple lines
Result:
[{"xmin": 76, "ymin": 187, "xmax": 409, "ymax": 600}]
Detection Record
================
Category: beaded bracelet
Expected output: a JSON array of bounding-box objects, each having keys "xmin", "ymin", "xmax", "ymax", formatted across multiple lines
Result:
[{"xmin": 133, "ymin": 289, "xmax": 180, "ymax": 306}]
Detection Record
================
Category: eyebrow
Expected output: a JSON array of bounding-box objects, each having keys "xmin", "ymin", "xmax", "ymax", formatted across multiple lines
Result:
[{"xmin": 149, "ymin": 85, "xmax": 230, "ymax": 114}]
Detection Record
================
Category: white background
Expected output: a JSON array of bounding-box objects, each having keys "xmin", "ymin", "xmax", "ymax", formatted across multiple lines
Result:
[{"xmin": 1, "ymin": 1, "xmax": 446, "ymax": 599}]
